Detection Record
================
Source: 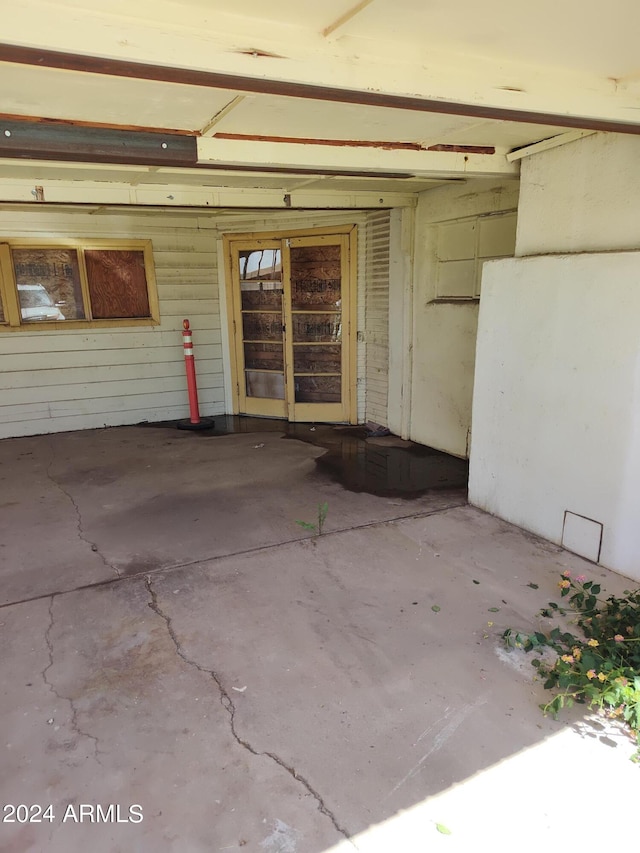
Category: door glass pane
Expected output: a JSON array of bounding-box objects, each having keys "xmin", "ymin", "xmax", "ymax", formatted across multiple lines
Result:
[
  {"xmin": 245, "ymin": 370, "xmax": 285, "ymax": 399},
  {"xmin": 240, "ymin": 248, "xmax": 282, "ymax": 309},
  {"xmin": 243, "ymin": 343, "xmax": 284, "ymax": 371},
  {"xmin": 290, "ymin": 245, "xmax": 341, "ymax": 311},
  {"xmin": 242, "ymin": 312, "xmax": 283, "ymax": 342},
  {"xmin": 293, "ymin": 344, "xmax": 341, "ymax": 374},
  {"xmin": 295, "ymin": 376, "xmax": 341, "ymax": 403},
  {"xmin": 290, "ymin": 242, "xmax": 343, "ymax": 404},
  {"xmin": 239, "ymin": 248, "xmax": 285, "ymax": 400},
  {"xmin": 292, "ymin": 313, "xmax": 341, "ymax": 343}
]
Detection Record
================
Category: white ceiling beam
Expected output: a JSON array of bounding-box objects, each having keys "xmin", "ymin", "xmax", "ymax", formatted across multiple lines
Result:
[
  {"xmin": 0, "ymin": 177, "xmax": 417, "ymax": 208},
  {"xmin": 2, "ymin": 0, "xmax": 639, "ymax": 133},
  {"xmin": 200, "ymin": 96, "xmax": 246, "ymax": 137},
  {"xmin": 322, "ymin": 0, "xmax": 376, "ymax": 38},
  {"xmin": 197, "ymin": 137, "xmax": 518, "ymax": 178},
  {"xmin": 507, "ymin": 130, "xmax": 597, "ymax": 161}
]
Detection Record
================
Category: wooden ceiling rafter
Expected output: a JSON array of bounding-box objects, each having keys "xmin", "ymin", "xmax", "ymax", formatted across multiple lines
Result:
[{"xmin": 1, "ymin": 43, "xmax": 640, "ymax": 135}]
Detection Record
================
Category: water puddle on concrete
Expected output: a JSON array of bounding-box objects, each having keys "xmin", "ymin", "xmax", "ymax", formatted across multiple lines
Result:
[{"xmin": 142, "ymin": 416, "xmax": 468, "ymax": 498}]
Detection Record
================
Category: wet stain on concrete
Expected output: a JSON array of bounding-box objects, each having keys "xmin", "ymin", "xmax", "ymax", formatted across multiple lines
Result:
[
  {"xmin": 139, "ymin": 416, "xmax": 468, "ymax": 498},
  {"xmin": 115, "ymin": 556, "xmax": 166, "ymax": 577}
]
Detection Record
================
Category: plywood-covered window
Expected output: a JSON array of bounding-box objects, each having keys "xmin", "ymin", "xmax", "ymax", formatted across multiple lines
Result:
[{"xmin": 0, "ymin": 240, "xmax": 159, "ymax": 330}]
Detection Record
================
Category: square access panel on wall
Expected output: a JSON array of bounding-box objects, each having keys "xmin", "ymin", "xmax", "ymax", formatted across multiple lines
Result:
[{"xmin": 562, "ymin": 511, "xmax": 603, "ymax": 563}]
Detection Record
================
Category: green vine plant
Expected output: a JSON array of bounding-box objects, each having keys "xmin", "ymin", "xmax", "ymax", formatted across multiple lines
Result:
[
  {"xmin": 504, "ymin": 571, "xmax": 640, "ymax": 762},
  {"xmin": 296, "ymin": 501, "xmax": 329, "ymax": 536}
]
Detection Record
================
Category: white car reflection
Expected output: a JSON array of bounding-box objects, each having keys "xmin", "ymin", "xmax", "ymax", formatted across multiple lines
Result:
[{"xmin": 18, "ymin": 283, "xmax": 66, "ymax": 321}]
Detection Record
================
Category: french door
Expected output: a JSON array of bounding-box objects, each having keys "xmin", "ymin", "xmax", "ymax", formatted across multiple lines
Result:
[{"xmin": 225, "ymin": 228, "xmax": 356, "ymax": 423}]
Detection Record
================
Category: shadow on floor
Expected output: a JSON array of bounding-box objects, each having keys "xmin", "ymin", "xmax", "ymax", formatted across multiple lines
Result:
[{"xmin": 140, "ymin": 415, "xmax": 469, "ymax": 498}]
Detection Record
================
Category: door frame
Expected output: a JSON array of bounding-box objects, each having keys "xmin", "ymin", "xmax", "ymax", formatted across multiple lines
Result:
[{"xmin": 222, "ymin": 224, "xmax": 358, "ymax": 423}]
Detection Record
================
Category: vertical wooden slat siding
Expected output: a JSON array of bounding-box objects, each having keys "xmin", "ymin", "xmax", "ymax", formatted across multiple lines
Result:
[
  {"xmin": 0, "ymin": 206, "xmax": 221, "ymax": 438},
  {"xmin": 364, "ymin": 210, "xmax": 391, "ymax": 426}
]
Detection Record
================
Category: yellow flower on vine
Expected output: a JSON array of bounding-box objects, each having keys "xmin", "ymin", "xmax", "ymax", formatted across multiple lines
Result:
[
  {"xmin": 560, "ymin": 654, "xmax": 574, "ymax": 664},
  {"xmin": 572, "ymin": 648, "xmax": 582, "ymax": 661},
  {"xmin": 586, "ymin": 670, "xmax": 596, "ymax": 680},
  {"xmin": 597, "ymin": 672, "xmax": 607, "ymax": 682},
  {"xmin": 558, "ymin": 579, "xmax": 571, "ymax": 589},
  {"xmin": 587, "ymin": 638, "xmax": 599, "ymax": 647}
]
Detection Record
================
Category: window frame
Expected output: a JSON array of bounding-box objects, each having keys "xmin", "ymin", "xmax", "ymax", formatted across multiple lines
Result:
[{"xmin": 0, "ymin": 238, "xmax": 160, "ymax": 331}]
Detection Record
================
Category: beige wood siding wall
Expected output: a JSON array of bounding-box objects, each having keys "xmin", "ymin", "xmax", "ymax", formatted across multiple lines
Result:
[
  {"xmin": 364, "ymin": 210, "xmax": 391, "ymax": 426},
  {"xmin": 0, "ymin": 206, "xmax": 222, "ymax": 439},
  {"xmin": 0, "ymin": 205, "xmax": 395, "ymax": 439}
]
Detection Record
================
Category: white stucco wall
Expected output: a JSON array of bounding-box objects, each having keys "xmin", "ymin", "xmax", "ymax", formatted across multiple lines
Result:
[
  {"xmin": 407, "ymin": 180, "xmax": 519, "ymax": 457},
  {"xmin": 470, "ymin": 132, "xmax": 640, "ymax": 580},
  {"xmin": 469, "ymin": 253, "xmax": 640, "ymax": 581},
  {"xmin": 516, "ymin": 132, "xmax": 640, "ymax": 255}
]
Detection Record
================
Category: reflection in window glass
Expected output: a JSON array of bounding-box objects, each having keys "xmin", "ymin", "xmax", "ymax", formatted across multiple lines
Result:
[
  {"xmin": 242, "ymin": 312, "xmax": 283, "ymax": 342},
  {"xmin": 12, "ymin": 248, "xmax": 85, "ymax": 322},
  {"xmin": 240, "ymin": 249, "xmax": 283, "ymax": 309},
  {"xmin": 245, "ymin": 370, "xmax": 285, "ymax": 399},
  {"xmin": 292, "ymin": 313, "xmax": 341, "ymax": 343},
  {"xmin": 290, "ymin": 244, "xmax": 341, "ymax": 311},
  {"xmin": 240, "ymin": 249, "xmax": 281, "ymax": 281}
]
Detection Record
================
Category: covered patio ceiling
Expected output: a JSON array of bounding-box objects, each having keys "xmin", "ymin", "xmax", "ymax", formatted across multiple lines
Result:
[{"xmin": 0, "ymin": 0, "xmax": 638, "ymax": 207}]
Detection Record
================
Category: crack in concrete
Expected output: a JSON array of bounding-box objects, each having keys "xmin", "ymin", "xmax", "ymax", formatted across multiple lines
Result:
[
  {"xmin": 42, "ymin": 595, "xmax": 103, "ymax": 765},
  {"xmin": 46, "ymin": 441, "xmax": 121, "ymax": 579},
  {"xmin": 2, "ymin": 500, "xmax": 466, "ymax": 610},
  {"xmin": 144, "ymin": 576, "xmax": 353, "ymax": 845}
]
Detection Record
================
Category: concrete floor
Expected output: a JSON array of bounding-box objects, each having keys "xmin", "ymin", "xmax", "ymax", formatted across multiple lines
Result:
[{"xmin": 0, "ymin": 424, "xmax": 637, "ymax": 852}]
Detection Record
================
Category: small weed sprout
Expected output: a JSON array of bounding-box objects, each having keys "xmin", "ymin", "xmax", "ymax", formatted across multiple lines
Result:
[{"xmin": 296, "ymin": 501, "xmax": 328, "ymax": 536}]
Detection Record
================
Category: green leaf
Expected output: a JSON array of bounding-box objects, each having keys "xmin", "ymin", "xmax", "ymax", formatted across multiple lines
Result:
[
  {"xmin": 431, "ymin": 604, "xmax": 441, "ymax": 612},
  {"xmin": 527, "ymin": 582, "xmax": 539, "ymax": 589},
  {"xmin": 472, "ymin": 579, "xmax": 480, "ymax": 584},
  {"xmin": 488, "ymin": 607, "xmax": 500, "ymax": 612},
  {"xmin": 435, "ymin": 823, "xmax": 452, "ymax": 835},
  {"xmin": 296, "ymin": 520, "xmax": 317, "ymax": 532}
]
